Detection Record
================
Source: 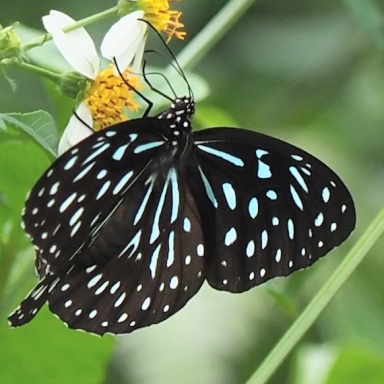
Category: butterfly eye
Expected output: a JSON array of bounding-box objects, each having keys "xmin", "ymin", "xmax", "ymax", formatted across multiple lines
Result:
[{"xmin": 8, "ymin": 96, "xmax": 355, "ymax": 335}]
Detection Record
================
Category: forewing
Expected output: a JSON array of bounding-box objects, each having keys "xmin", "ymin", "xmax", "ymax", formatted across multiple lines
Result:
[
  {"xmin": 22, "ymin": 118, "xmax": 167, "ymax": 274},
  {"xmin": 191, "ymin": 128, "xmax": 356, "ymax": 292},
  {"xmin": 45, "ymin": 170, "xmax": 205, "ymax": 335}
]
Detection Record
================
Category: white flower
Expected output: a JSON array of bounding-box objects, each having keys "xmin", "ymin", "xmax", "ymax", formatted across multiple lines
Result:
[
  {"xmin": 42, "ymin": 10, "xmax": 147, "ymax": 155},
  {"xmin": 57, "ymin": 103, "xmax": 93, "ymax": 156}
]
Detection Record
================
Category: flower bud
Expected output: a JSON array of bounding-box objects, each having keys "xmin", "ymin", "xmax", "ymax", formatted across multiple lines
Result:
[
  {"xmin": 59, "ymin": 71, "xmax": 88, "ymax": 100},
  {"xmin": 117, "ymin": 0, "xmax": 138, "ymax": 17},
  {"xmin": 0, "ymin": 24, "xmax": 22, "ymax": 60}
]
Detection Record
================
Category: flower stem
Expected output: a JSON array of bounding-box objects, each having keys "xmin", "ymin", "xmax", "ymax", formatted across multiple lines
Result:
[
  {"xmin": 245, "ymin": 205, "xmax": 384, "ymax": 384},
  {"xmin": 13, "ymin": 61, "xmax": 62, "ymax": 83},
  {"xmin": 23, "ymin": 6, "xmax": 118, "ymax": 52},
  {"xmin": 170, "ymin": 0, "xmax": 258, "ymax": 73}
]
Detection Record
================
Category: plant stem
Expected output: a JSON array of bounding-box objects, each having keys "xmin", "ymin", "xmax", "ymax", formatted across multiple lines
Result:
[
  {"xmin": 23, "ymin": 6, "xmax": 118, "ymax": 51},
  {"xmin": 171, "ymin": 0, "xmax": 258, "ymax": 73},
  {"xmin": 13, "ymin": 61, "xmax": 62, "ymax": 83},
  {"xmin": 342, "ymin": 0, "xmax": 384, "ymax": 51},
  {"xmin": 245, "ymin": 206, "xmax": 384, "ymax": 384}
]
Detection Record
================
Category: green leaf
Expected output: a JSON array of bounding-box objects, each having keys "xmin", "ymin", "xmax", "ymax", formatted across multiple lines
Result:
[
  {"xmin": 325, "ymin": 344, "xmax": 384, "ymax": 384},
  {"xmin": 0, "ymin": 307, "xmax": 115, "ymax": 384},
  {"xmin": 0, "ymin": 111, "xmax": 58, "ymax": 157},
  {"xmin": 264, "ymin": 284, "xmax": 299, "ymax": 319},
  {"xmin": 42, "ymin": 79, "xmax": 75, "ymax": 131},
  {"xmin": 4, "ymin": 75, "xmax": 17, "ymax": 93}
]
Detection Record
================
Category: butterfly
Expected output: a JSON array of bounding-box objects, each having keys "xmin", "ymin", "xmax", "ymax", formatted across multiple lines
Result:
[{"xmin": 8, "ymin": 93, "xmax": 355, "ymax": 335}]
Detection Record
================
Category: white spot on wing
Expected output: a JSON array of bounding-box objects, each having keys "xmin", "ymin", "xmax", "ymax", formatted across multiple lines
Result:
[
  {"xmin": 197, "ymin": 145, "xmax": 244, "ymax": 167},
  {"xmin": 70, "ymin": 207, "xmax": 84, "ymax": 226},
  {"xmin": 89, "ymin": 310, "xmax": 97, "ymax": 318},
  {"xmin": 198, "ymin": 166, "xmax": 218, "ymax": 208},
  {"xmin": 50, "ymin": 182, "xmax": 60, "ymax": 195},
  {"xmin": 225, "ymin": 227, "xmax": 237, "ymax": 246},
  {"xmin": 83, "ymin": 143, "xmax": 110, "ymax": 164},
  {"xmin": 95, "ymin": 280, "xmax": 109, "ymax": 295},
  {"xmin": 110, "ymin": 281, "xmax": 120, "ymax": 294},
  {"xmin": 275, "ymin": 249, "xmax": 282, "ymax": 262},
  {"xmin": 112, "ymin": 144, "xmax": 130, "ymax": 161},
  {"xmin": 167, "ymin": 231, "xmax": 175, "ymax": 267},
  {"xmin": 261, "ymin": 230, "xmax": 268, "ymax": 249},
  {"xmin": 248, "ymin": 197, "xmax": 259, "ymax": 219},
  {"xmin": 60, "ymin": 193, "xmax": 77, "ymax": 213},
  {"xmin": 117, "ymin": 313, "xmax": 128, "ymax": 323},
  {"xmin": 246, "ymin": 240, "xmax": 255, "ymax": 257},
  {"xmin": 61, "ymin": 283, "xmax": 70, "ymax": 291},
  {"xmin": 170, "ymin": 276, "xmax": 179, "ymax": 289},
  {"xmin": 169, "ymin": 169, "xmax": 180, "ymax": 223},
  {"xmin": 314, "ymin": 213, "xmax": 324, "ymax": 227},
  {"xmin": 183, "ymin": 217, "xmax": 191, "ymax": 232},
  {"xmin": 134, "ymin": 177, "xmax": 155, "ymax": 225},
  {"xmin": 64, "ymin": 156, "xmax": 78, "ymax": 170},
  {"xmin": 87, "ymin": 274, "xmax": 103, "ymax": 288},
  {"xmin": 73, "ymin": 161, "xmax": 96, "ymax": 182},
  {"xmin": 141, "ymin": 297, "xmax": 151, "ymax": 310},
  {"xmin": 149, "ymin": 244, "xmax": 161, "ymax": 279},
  {"xmin": 289, "ymin": 166, "xmax": 308, "ymax": 193},
  {"xmin": 222, "ymin": 182, "xmax": 236, "ymax": 210},
  {"xmin": 287, "ymin": 219, "xmax": 295, "ymax": 239},
  {"xmin": 322, "ymin": 187, "xmax": 331, "ymax": 203},
  {"xmin": 96, "ymin": 181, "xmax": 111, "ymax": 200},
  {"xmin": 112, "ymin": 171, "xmax": 134, "ymax": 194},
  {"xmin": 70, "ymin": 221, "xmax": 82, "ymax": 237},
  {"xmin": 256, "ymin": 150, "xmax": 272, "ymax": 179},
  {"xmin": 150, "ymin": 177, "xmax": 170, "ymax": 243},
  {"xmin": 114, "ymin": 292, "xmax": 126, "ymax": 307}
]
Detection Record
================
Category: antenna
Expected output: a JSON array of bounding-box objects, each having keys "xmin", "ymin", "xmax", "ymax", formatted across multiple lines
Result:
[
  {"xmin": 74, "ymin": 111, "xmax": 94, "ymax": 132},
  {"xmin": 139, "ymin": 19, "xmax": 193, "ymax": 99},
  {"xmin": 112, "ymin": 57, "xmax": 154, "ymax": 117},
  {"xmin": 142, "ymin": 58, "xmax": 177, "ymax": 99},
  {"xmin": 112, "ymin": 19, "xmax": 193, "ymax": 117}
]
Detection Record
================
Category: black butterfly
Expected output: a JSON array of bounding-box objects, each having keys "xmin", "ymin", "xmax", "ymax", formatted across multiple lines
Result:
[{"xmin": 8, "ymin": 95, "xmax": 355, "ymax": 335}]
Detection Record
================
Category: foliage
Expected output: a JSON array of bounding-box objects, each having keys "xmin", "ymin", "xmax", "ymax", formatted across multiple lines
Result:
[{"xmin": 1, "ymin": 0, "xmax": 384, "ymax": 384}]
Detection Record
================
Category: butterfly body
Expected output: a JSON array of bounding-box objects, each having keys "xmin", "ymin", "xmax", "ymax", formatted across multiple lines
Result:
[{"xmin": 9, "ymin": 96, "xmax": 355, "ymax": 335}]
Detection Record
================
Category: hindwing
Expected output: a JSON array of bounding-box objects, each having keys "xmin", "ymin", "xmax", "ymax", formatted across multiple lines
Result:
[{"xmin": 191, "ymin": 128, "xmax": 355, "ymax": 292}]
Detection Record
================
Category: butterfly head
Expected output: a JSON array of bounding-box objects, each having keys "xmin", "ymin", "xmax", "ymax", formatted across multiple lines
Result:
[
  {"xmin": 171, "ymin": 97, "xmax": 195, "ymax": 118},
  {"xmin": 157, "ymin": 96, "xmax": 195, "ymax": 134}
]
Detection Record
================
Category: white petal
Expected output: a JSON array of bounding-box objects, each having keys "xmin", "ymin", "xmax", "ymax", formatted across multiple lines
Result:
[
  {"xmin": 58, "ymin": 102, "xmax": 93, "ymax": 155},
  {"xmin": 43, "ymin": 10, "xmax": 77, "ymax": 31},
  {"xmin": 132, "ymin": 38, "xmax": 145, "ymax": 74},
  {"xmin": 42, "ymin": 10, "xmax": 100, "ymax": 78},
  {"xmin": 101, "ymin": 11, "xmax": 147, "ymax": 73}
]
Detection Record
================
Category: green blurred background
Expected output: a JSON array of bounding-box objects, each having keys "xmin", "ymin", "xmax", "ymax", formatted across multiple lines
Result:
[{"xmin": 1, "ymin": 0, "xmax": 384, "ymax": 383}]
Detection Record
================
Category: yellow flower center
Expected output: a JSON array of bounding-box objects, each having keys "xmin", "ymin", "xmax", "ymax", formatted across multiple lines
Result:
[
  {"xmin": 138, "ymin": 0, "xmax": 186, "ymax": 41},
  {"xmin": 84, "ymin": 65, "xmax": 142, "ymax": 131}
]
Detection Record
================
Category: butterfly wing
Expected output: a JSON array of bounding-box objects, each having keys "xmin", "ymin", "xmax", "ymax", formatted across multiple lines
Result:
[
  {"xmin": 190, "ymin": 127, "xmax": 356, "ymax": 293},
  {"xmin": 45, "ymin": 170, "xmax": 205, "ymax": 335},
  {"xmin": 22, "ymin": 118, "xmax": 168, "ymax": 276},
  {"xmin": 10, "ymin": 119, "xmax": 206, "ymax": 334}
]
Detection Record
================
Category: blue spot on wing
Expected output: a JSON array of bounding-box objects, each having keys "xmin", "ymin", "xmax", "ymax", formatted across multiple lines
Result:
[{"xmin": 197, "ymin": 145, "xmax": 244, "ymax": 167}]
